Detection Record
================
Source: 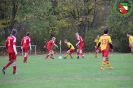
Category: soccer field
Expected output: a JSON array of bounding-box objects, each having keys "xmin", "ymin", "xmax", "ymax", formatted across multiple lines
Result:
[{"xmin": 0, "ymin": 53, "xmax": 133, "ymax": 88}]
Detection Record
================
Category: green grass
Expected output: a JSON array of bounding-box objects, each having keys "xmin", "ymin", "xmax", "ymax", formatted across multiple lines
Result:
[{"xmin": 0, "ymin": 53, "xmax": 133, "ymax": 88}]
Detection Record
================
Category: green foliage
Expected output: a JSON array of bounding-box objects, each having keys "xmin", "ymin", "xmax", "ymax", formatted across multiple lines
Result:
[
  {"xmin": 0, "ymin": 0, "xmax": 133, "ymax": 53},
  {"xmin": 105, "ymin": 11, "xmax": 133, "ymax": 52}
]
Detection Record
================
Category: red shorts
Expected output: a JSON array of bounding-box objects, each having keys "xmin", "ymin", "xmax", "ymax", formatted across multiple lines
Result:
[
  {"xmin": 8, "ymin": 52, "xmax": 16, "ymax": 61},
  {"xmin": 23, "ymin": 47, "xmax": 29, "ymax": 53},
  {"xmin": 69, "ymin": 49, "xmax": 74, "ymax": 53},
  {"xmin": 101, "ymin": 49, "xmax": 109, "ymax": 57},
  {"xmin": 47, "ymin": 47, "xmax": 52, "ymax": 52},
  {"xmin": 78, "ymin": 43, "xmax": 84, "ymax": 50}
]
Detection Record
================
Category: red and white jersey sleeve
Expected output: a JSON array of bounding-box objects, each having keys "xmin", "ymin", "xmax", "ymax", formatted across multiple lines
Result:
[
  {"xmin": 47, "ymin": 40, "xmax": 55, "ymax": 48},
  {"xmin": 21, "ymin": 36, "xmax": 31, "ymax": 48},
  {"xmin": 77, "ymin": 36, "xmax": 83, "ymax": 43}
]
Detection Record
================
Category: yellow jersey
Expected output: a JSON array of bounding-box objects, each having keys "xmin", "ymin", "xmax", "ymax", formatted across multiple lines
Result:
[
  {"xmin": 99, "ymin": 34, "xmax": 112, "ymax": 51},
  {"xmin": 67, "ymin": 42, "xmax": 75, "ymax": 50},
  {"xmin": 129, "ymin": 35, "xmax": 133, "ymax": 45},
  {"xmin": 94, "ymin": 38, "xmax": 99, "ymax": 46}
]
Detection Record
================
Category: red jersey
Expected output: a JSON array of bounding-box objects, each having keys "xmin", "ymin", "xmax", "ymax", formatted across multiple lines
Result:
[
  {"xmin": 5, "ymin": 35, "xmax": 16, "ymax": 53},
  {"xmin": 47, "ymin": 40, "xmax": 55, "ymax": 48},
  {"xmin": 21, "ymin": 36, "xmax": 31, "ymax": 48},
  {"xmin": 77, "ymin": 35, "xmax": 84, "ymax": 45}
]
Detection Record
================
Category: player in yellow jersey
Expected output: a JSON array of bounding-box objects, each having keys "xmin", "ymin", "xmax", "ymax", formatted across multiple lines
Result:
[
  {"xmin": 94, "ymin": 35, "xmax": 100, "ymax": 58},
  {"xmin": 96, "ymin": 29, "xmax": 113, "ymax": 70},
  {"xmin": 64, "ymin": 39, "xmax": 75, "ymax": 59},
  {"xmin": 127, "ymin": 33, "xmax": 133, "ymax": 57}
]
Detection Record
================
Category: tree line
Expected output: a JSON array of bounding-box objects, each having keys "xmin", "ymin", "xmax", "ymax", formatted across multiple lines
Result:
[{"xmin": 0, "ymin": 0, "xmax": 133, "ymax": 53}]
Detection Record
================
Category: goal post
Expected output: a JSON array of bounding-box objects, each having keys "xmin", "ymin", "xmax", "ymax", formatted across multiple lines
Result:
[{"xmin": 0, "ymin": 45, "xmax": 37, "ymax": 56}]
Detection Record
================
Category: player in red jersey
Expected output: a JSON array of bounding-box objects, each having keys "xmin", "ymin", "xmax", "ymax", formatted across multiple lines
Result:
[
  {"xmin": 44, "ymin": 37, "xmax": 58, "ymax": 59},
  {"xmin": 75, "ymin": 32, "xmax": 84, "ymax": 59},
  {"xmin": 21, "ymin": 32, "xmax": 32, "ymax": 63},
  {"xmin": 2, "ymin": 29, "xmax": 18, "ymax": 74}
]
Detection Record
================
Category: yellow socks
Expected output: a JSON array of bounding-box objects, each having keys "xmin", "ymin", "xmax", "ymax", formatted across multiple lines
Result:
[
  {"xmin": 106, "ymin": 60, "xmax": 111, "ymax": 68},
  {"xmin": 69, "ymin": 54, "xmax": 73, "ymax": 58},
  {"xmin": 101, "ymin": 61, "xmax": 106, "ymax": 68},
  {"xmin": 64, "ymin": 53, "xmax": 68, "ymax": 59}
]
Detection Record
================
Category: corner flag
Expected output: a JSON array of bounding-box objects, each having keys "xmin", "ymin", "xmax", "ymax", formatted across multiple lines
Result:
[{"xmin": 59, "ymin": 40, "xmax": 62, "ymax": 54}]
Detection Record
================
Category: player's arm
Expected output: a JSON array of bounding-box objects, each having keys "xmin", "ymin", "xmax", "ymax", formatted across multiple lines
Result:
[
  {"xmin": 67, "ymin": 45, "xmax": 71, "ymax": 50},
  {"xmin": 109, "ymin": 43, "xmax": 113, "ymax": 49},
  {"xmin": 54, "ymin": 44, "xmax": 58, "ymax": 48},
  {"xmin": 13, "ymin": 37, "xmax": 17, "ymax": 55},
  {"xmin": 5, "ymin": 40, "xmax": 8, "ymax": 50},
  {"xmin": 109, "ymin": 36, "xmax": 113, "ymax": 51},
  {"xmin": 44, "ymin": 42, "xmax": 47, "ymax": 48},
  {"xmin": 29, "ymin": 38, "xmax": 32, "ymax": 50},
  {"xmin": 94, "ymin": 39, "xmax": 97, "ymax": 46},
  {"xmin": 21, "ymin": 38, "xmax": 23, "ymax": 49},
  {"xmin": 76, "ymin": 41, "xmax": 80, "ymax": 46},
  {"xmin": 129, "ymin": 39, "xmax": 131, "ymax": 47},
  {"xmin": 97, "ymin": 42, "xmax": 101, "ymax": 49}
]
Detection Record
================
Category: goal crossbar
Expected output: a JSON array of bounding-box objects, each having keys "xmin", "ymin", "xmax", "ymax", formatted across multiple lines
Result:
[{"xmin": 0, "ymin": 45, "xmax": 37, "ymax": 56}]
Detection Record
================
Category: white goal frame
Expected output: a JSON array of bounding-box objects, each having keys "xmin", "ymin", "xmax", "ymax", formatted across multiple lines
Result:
[{"xmin": 0, "ymin": 45, "xmax": 37, "ymax": 56}]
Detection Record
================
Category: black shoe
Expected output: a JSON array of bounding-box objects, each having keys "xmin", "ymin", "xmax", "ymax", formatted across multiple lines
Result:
[
  {"xmin": 77, "ymin": 56, "xmax": 79, "ymax": 59},
  {"xmin": 50, "ymin": 57, "xmax": 54, "ymax": 59},
  {"xmin": 13, "ymin": 72, "xmax": 18, "ymax": 74},
  {"xmin": 2, "ymin": 67, "xmax": 5, "ymax": 74},
  {"xmin": 64, "ymin": 57, "xmax": 66, "ymax": 59}
]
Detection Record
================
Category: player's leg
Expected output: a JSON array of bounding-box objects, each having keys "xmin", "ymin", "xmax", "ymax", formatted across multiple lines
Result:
[
  {"xmin": 12, "ymin": 53, "xmax": 17, "ymax": 74},
  {"xmin": 45, "ymin": 53, "xmax": 50, "ymax": 59},
  {"xmin": 79, "ymin": 44, "xmax": 84, "ymax": 59},
  {"xmin": 76, "ymin": 49, "xmax": 80, "ymax": 59},
  {"xmin": 45, "ymin": 48, "xmax": 51, "ymax": 59},
  {"xmin": 50, "ymin": 50, "xmax": 54, "ymax": 59},
  {"xmin": 64, "ymin": 50, "xmax": 70, "ymax": 59},
  {"xmin": 2, "ymin": 53, "xmax": 13, "ymax": 74},
  {"xmin": 69, "ymin": 49, "xmax": 74, "ymax": 59},
  {"xmin": 105, "ymin": 50, "xmax": 112, "ymax": 70},
  {"xmin": 95, "ymin": 46, "xmax": 98, "ymax": 58},
  {"xmin": 79, "ymin": 49, "xmax": 84, "ymax": 59},
  {"xmin": 23, "ymin": 52, "xmax": 28, "ymax": 63},
  {"xmin": 106, "ymin": 57, "xmax": 112, "ymax": 70},
  {"xmin": 131, "ymin": 45, "xmax": 133, "ymax": 58},
  {"xmin": 13, "ymin": 60, "xmax": 17, "ymax": 74},
  {"xmin": 100, "ymin": 50, "xmax": 106, "ymax": 70},
  {"xmin": 23, "ymin": 48, "xmax": 28, "ymax": 63}
]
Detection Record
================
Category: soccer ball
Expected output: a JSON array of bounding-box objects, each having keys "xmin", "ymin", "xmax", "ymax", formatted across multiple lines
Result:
[{"xmin": 58, "ymin": 56, "xmax": 62, "ymax": 59}]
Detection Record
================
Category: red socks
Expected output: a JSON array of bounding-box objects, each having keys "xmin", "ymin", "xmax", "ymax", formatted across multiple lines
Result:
[
  {"xmin": 23, "ymin": 57, "xmax": 27, "ymax": 63},
  {"xmin": 80, "ymin": 53, "xmax": 84, "ymax": 58},
  {"xmin": 45, "ymin": 55, "xmax": 49, "ymax": 59},
  {"xmin": 4, "ymin": 61, "xmax": 12, "ymax": 69},
  {"xmin": 4, "ymin": 61, "xmax": 17, "ymax": 74},
  {"xmin": 77, "ymin": 52, "xmax": 79, "ymax": 56},
  {"xmin": 50, "ymin": 54, "xmax": 54, "ymax": 58},
  {"xmin": 13, "ymin": 66, "xmax": 16, "ymax": 73}
]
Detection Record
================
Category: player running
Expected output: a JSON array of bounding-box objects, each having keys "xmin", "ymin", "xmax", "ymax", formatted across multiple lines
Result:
[
  {"xmin": 44, "ymin": 37, "xmax": 58, "ymax": 59},
  {"xmin": 75, "ymin": 32, "xmax": 84, "ymax": 59},
  {"xmin": 96, "ymin": 29, "xmax": 113, "ymax": 70},
  {"xmin": 127, "ymin": 33, "xmax": 133, "ymax": 57},
  {"xmin": 94, "ymin": 35, "xmax": 100, "ymax": 58},
  {"xmin": 21, "ymin": 32, "xmax": 32, "ymax": 63},
  {"xmin": 2, "ymin": 29, "xmax": 18, "ymax": 74},
  {"xmin": 64, "ymin": 39, "xmax": 75, "ymax": 59}
]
